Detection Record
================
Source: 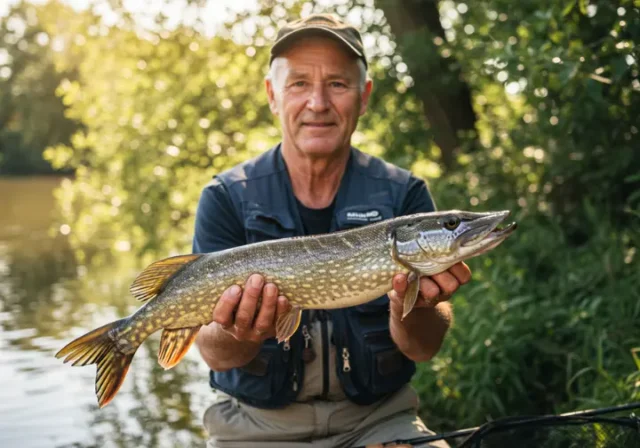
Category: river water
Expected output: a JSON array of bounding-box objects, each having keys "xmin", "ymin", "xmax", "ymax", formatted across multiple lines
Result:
[{"xmin": 0, "ymin": 176, "xmax": 212, "ymax": 448}]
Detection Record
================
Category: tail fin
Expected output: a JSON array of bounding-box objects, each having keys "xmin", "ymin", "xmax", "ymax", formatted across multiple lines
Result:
[{"xmin": 55, "ymin": 318, "xmax": 135, "ymax": 408}]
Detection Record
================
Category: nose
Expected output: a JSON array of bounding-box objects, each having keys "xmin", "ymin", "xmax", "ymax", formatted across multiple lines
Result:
[{"xmin": 306, "ymin": 83, "xmax": 329, "ymax": 112}]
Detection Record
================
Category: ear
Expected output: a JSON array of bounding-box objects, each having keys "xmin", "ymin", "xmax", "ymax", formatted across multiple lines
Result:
[
  {"xmin": 359, "ymin": 79, "xmax": 373, "ymax": 116},
  {"xmin": 265, "ymin": 78, "xmax": 279, "ymax": 116}
]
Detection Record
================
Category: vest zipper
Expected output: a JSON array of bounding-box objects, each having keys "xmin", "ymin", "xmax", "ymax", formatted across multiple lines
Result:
[
  {"xmin": 302, "ymin": 324, "xmax": 312, "ymax": 348},
  {"xmin": 301, "ymin": 324, "xmax": 316, "ymax": 363},
  {"xmin": 334, "ymin": 312, "xmax": 357, "ymax": 397},
  {"xmin": 342, "ymin": 347, "xmax": 351, "ymax": 372},
  {"xmin": 292, "ymin": 367, "xmax": 298, "ymax": 392}
]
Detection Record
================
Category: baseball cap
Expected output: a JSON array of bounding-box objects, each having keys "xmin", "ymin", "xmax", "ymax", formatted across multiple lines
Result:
[{"xmin": 269, "ymin": 13, "xmax": 368, "ymax": 69}]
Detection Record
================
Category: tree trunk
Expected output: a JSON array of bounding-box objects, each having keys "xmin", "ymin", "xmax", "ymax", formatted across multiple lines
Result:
[{"xmin": 376, "ymin": 0, "xmax": 477, "ymax": 170}]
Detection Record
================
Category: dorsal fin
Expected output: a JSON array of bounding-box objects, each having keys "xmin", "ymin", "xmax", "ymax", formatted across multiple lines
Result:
[{"xmin": 129, "ymin": 254, "xmax": 201, "ymax": 302}]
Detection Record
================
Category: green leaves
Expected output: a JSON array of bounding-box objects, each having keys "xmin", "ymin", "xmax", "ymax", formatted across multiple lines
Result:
[
  {"xmin": 37, "ymin": 13, "xmax": 280, "ymax": 256},
  {"xmin": 0, "ymin": 1, "xmax": 81, "ymax": 174},
  {"xmin": 562, "ymin": 1, "xmax": 577, "ymax": 17},
  {"xmin": 563, "ymin": 0, "xmax": 589, "ymax": 17}
]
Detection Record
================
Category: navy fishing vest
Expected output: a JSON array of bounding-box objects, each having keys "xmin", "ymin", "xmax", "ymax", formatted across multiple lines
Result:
[{"xmin": 208, "ymin": 144, "xmax": 430, "ymax": 408}]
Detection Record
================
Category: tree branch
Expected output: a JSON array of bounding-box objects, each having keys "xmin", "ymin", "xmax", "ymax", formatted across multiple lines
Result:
[{"xmin": 377, "ymin": 0, "xmax": 477, "ymax": 170}]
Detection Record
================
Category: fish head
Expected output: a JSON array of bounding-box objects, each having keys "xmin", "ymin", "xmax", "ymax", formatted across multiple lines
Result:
[{"xmin": 392, "ymin": 210, "xmax": 517, "ymax": 275}]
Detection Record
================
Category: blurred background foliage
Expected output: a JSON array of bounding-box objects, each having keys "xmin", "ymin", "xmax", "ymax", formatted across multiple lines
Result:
[{"xmin": 1, "ymin": 0, "xmax": 639, "ymax": 435}]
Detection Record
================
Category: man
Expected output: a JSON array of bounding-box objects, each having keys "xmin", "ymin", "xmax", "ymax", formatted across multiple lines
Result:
[{"xmin": 192, "ymin": 14, "xmax": 471, "ymax": 448}]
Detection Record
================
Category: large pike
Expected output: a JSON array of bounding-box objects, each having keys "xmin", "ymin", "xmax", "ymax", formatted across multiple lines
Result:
[{"xmin": 56, "ymin": 210, "xmax": 516, "ymax": 407}]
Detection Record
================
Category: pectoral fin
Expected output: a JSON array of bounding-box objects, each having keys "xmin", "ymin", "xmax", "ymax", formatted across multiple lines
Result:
[
  {"xmin": 275, "ymin": 306, "xmax": 302, "ymax": 343},
  {"xmin": 158, "ymin": 326, "xmax": 202, "ymax": 369},
  {"xmin": 402, "ymin": 271, "xmax": 421, "ymax": 320}
]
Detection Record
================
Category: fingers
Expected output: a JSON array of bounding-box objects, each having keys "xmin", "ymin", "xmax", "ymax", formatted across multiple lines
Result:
[
  {"xmin": 388, "ymin": 273, "xmax": 407, "ymax": 308},
  {"xmin": 252, "ymin": 282, "xmax": 278, "ymax": 337},
  {"xmin": 276, "ymin": 295, "xmax": 292, "ymax": 317},
  {"xmin": 391, "ymin": 273, "xmax": 408, "ymax": 297},
  {"xmin": 233, "ymin": 274, "xmax": 264, "ymax": 335},
  {"xmin": 430, "ymin": 266, "xmax": 465, "ymax": 298},
  {"xmin": 418, "ymin": 262, "xmax": 471, "ymax": 306},
  {"xmin": 448, "ymin": 261, "xmax": 472, "ymax": 285},
  {"xmin": 418, "ymin": 277, "xmax": 441, "ymax": 302},
  {"xmin": 428, "ymin": 271, "xmax": 458, "ymax": 299},
  {"xmin": 212, "ymin": 274, "xmax": 290, "ymax": 343},
  {"xmin": 212, "ymin": 284, "xmax": 242, "ymax": 328}
]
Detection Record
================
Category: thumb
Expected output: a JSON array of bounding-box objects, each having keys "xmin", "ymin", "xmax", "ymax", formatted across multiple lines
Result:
[
  {"xmin": 391, "ymin": 273, "xmax": 408, "ymax": 298},
  {"xmin": 388, "ymin": 273, "xmax": 408, "ymax": 308}
]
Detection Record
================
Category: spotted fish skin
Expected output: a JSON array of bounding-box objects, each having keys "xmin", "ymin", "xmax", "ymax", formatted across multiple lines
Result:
[
  {"xmin": 55, "ymin": 210, "xmax": 517, "ymax": 408},
  {"xmin": 171, "ymin": 219, "xmax": 400, "ymax": 311}
]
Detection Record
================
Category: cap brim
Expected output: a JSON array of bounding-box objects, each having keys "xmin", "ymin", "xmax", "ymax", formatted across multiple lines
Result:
[{"xmin": 270, "ymin": 26, "xmax": 365, "ymax": 67}]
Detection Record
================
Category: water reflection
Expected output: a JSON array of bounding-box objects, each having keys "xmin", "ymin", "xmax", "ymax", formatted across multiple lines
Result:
[{"xmin": 0, "ymin": 177, "xmax": 212, "ymax": 448}]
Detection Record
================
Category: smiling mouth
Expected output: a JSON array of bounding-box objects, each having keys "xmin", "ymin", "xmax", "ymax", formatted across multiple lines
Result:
[{"xmin": 303, "ymin": 122, "xmax": 335, "ymax": 127}]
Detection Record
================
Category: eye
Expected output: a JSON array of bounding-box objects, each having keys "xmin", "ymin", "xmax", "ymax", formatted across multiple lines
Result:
[
  {"xmin": 287, "ymin": 81, "xmax": 307, "ymax": 91},
  {"xmin": 443, "ymin": 216, "xmax": 460, "ymax": 231}
]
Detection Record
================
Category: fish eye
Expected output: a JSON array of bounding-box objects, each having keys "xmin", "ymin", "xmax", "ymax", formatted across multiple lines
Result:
[{"xmin": 443, "ymin": 216, "xmax": 460, "ymax": 231}]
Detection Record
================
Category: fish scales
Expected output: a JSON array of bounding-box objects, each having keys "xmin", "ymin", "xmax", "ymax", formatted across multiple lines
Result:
[
  {"xmin": 91, "ymin": 222, "xmax": 402, "ymax": 360},
  {"xmin": 55, "ymin": 210, "xmax": 517, "ymax": 408},
  {"xmin": 169, "ymin": 222, "xmax": 399, "ymax": 311}
]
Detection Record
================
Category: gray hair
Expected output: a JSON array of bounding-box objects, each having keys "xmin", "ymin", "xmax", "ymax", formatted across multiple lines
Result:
[{"xmin": 267, "ymin": 56, "xmax": 368, "ymax": 94}]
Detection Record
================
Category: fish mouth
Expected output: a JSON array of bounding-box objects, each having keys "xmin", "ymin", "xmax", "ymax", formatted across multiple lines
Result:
[
  {"xmin": 461, "ymin": 211, "xmax": 517, "ymax": 247},
  {"xmin": 489, "ymin": 221, "xmax": 518, "ymax": 239}
]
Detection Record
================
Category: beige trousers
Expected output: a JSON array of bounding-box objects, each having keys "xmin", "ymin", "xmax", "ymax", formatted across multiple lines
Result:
[{"xmin": 203, "ymin": 385, "xmax": 449, "ymax": 448}]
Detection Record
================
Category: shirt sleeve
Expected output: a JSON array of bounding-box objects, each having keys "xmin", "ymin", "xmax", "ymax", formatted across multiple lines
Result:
[
  {"xmin": 399, "ymin": 176, "xmax": 437, "ymax": 215},
  {"xmin": 192, "ymin": 178, "xmax": 245, "ymax": 254}
]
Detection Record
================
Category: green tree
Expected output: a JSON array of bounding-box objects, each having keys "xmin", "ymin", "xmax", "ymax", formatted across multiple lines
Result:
[
  {"xmin": 0, "ymin": 0, "xmax": 81, "ymax": 174},
  {"xmin": 45, "ymin": 8, "xmax": 278, "ymax": 258}
]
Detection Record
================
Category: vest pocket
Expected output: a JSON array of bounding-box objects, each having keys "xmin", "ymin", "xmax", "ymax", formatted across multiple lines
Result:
[
  {"xmin": 333, "ymin": 308, "xmax": 415, "ymax": 405},
  {"xmin": 244, "ymin": 208, "xmax": 297, "ymax": 243},
  {"xmin": 363, "ymin": 329, "xmax": 414, "ymax": 395},
  {"xmin": 209, "ymin": 338, "xmax": 300, "ymax": 408}
]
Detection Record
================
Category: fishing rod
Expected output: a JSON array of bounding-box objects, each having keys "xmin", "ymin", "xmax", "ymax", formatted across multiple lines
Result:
[{"xmin": 354, "ymin": 402, "xmax": 640, "ymax": 448}]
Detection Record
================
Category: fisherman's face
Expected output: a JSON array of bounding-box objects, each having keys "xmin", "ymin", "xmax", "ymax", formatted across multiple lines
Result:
[{"xmin": 266, "ymin": 37, "xmax": 372, "ymax": 159}]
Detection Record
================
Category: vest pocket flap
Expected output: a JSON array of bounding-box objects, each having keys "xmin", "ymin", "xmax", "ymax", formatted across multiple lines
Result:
[
  {"xmin": 239, "ymin": 352, "xmax": 272, "ymax": 376},
  {"xmin": 244, "ymin": 208, "xmax": 297, "ymax": 241},
  {"xmin": 238, "ymin": 339, "xmax": 281, "ymax": 376},
  {"xmin": 335, "ymin": 204, "xmax": 394, "ymax": 230}
]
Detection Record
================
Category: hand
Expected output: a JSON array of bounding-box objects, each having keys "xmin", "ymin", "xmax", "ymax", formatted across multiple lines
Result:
[
  {"xmin": 211, "ymin": 273, "xmax": 291, "ymax": 343},
  {"xmin": 388, "ymin": 262, "xmax": 471, "ymax": 315}
]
